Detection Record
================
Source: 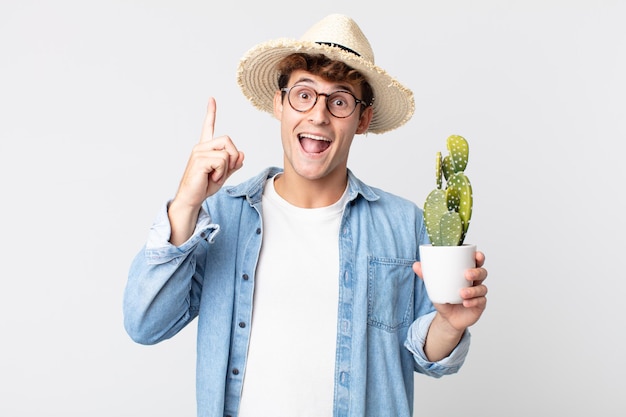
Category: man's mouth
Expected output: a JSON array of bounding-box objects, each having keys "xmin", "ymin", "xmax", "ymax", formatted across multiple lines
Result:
[{"xmin": 298, "ymin": 133, "xmax": 332, "ymax": 154}]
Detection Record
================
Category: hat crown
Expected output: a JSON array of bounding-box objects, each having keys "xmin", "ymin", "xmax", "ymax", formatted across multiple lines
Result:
[{"xmin": 299, "ymin": 14, "xmax": 374, "ymax": 64}]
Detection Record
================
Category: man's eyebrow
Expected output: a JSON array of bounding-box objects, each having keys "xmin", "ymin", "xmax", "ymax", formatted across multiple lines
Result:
[{"xmin": 291, "ymin": 77, "xmax": 355, "ymax": 93}]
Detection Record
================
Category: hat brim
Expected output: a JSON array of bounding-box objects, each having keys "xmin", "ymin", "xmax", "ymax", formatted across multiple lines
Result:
[{"xmin": 237, "ymin": 39, "xmax": 414, "ymax": 134}]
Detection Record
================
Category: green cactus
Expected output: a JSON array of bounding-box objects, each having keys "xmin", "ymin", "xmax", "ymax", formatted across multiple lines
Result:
[{"xmin": 423, "ymin": 135, "xmax": 473, "ymax": 246}]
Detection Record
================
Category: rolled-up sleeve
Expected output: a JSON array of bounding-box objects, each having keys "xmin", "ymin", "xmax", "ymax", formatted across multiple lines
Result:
[
  {"xmin": 144, "ymin": 201, "xmax": 220, "ymax": 264},
  {"xmin": 123, "ymin": 201, "xmax": 218, "ymax": 345},
  {"xmin": 404, "ymin": 311, "xmax": 471, "ymax": 377}
]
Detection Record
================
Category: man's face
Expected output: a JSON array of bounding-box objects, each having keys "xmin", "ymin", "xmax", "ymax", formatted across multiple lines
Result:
[{"xmin": 273, "ymin": 69, "xmax": 372, "ymax": 183}]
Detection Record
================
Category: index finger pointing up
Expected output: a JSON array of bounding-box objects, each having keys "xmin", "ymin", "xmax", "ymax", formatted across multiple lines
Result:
[{"xmin": 200, "ymin": 97, "xmax": 217, "ymax": 143}]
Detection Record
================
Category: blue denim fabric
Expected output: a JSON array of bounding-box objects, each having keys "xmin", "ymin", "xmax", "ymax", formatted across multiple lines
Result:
[{"xmin": 124, "ymin": 167, "xmax": 470, "ymax": 417}]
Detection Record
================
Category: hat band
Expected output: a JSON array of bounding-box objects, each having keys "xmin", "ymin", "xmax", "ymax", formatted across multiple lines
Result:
[{"xmin": 316, "ymin": 42, "xmax": 361, "ymax": 57}]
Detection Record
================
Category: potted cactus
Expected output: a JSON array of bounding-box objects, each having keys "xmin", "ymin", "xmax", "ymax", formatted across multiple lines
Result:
[{"xmin": 419, "ymin": 135, "xmax": 477, "ymax": 304}]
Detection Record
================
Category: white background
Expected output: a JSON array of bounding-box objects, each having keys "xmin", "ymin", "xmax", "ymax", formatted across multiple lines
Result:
[{"xmin": 1, "ymin": 0, "xmax": 624, "ymax": 416}]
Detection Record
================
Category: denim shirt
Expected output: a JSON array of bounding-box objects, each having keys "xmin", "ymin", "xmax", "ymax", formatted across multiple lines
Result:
[{"xmin": 124, "ymin": 167, "xmax": 470, "ymax": 417}]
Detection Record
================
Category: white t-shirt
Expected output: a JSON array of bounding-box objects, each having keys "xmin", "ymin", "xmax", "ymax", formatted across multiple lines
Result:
[{"xmin": 238, "ymin": 176, "xmax": 348, "ymax": 417}]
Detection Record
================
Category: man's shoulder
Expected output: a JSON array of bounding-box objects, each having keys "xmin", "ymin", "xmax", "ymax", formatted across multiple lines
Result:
[{"xmin": 348, "ymin": 171, "xmax": 419, "ymax": 210}]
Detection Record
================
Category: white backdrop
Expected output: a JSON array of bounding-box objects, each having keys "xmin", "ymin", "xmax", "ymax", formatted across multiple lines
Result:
[{"xmin": 1, "ymin": 0, "xmax": 624, "ymax": 416}]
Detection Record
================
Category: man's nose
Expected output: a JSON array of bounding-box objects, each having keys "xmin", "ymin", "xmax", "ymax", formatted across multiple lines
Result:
[{"xmin": 308, "ymin": 95, "xmax": 331, "ymax": 122}]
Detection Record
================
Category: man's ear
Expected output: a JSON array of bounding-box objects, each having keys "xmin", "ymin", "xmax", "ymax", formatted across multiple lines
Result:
[
  {"xmin": 355, "ymin": 106, "xmax": 373, "ymax": 134},
  {"xmin": 273, "ymin": 91, "xmax": 284, "ymax": 120}
]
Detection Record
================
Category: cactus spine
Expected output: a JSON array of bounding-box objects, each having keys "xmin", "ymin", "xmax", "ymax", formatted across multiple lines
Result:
[{"xmin": 423, "ymin": 135, "xmax": 473, "ymax": 246}]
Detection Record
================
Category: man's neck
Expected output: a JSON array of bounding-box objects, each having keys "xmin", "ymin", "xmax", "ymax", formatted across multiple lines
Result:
[{"xmin": 273, "ymin": 170, "xmax": 348, "ymax": 208}]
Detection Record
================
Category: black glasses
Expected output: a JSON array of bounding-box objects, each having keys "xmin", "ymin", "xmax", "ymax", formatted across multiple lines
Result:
[{"xmin": 281, "ymin": 84, "xmax": 370, "ymax": 118}]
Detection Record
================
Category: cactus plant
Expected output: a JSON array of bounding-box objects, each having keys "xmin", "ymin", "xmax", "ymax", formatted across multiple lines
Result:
[{"xmin": 423, "ymin": 135, "xmax": 473, "ymax": 246}]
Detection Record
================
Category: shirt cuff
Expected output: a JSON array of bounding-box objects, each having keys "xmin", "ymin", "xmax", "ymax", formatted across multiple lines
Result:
[
  {"xmin": 144, "ymin": 200, "xmax": 220, "ymax": 264},
  {"xmin": 404, "ymin": 311, "xmax": 471, "ymax": 377}
]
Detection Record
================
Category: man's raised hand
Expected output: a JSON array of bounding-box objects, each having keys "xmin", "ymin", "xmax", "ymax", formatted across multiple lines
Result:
[{"xmin": 168, "ymin": 97, "xmax": 245, "ymax": 245}]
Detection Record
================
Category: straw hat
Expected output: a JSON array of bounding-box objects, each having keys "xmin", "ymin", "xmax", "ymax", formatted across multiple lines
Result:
[{"xmin": 236, "ymin": 14, "xmax": 414, "ymax": 134}]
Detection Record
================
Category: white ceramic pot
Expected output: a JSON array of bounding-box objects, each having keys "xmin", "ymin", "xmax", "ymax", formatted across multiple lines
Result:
[{"xmin": 419, "ymin": 244, "xmax": 476, "ymax": 304}]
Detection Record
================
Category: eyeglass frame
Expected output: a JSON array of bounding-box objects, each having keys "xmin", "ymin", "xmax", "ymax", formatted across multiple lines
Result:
[{"xmin": 280, "ymin": 84, "xmax": 372, "ymax": 119}]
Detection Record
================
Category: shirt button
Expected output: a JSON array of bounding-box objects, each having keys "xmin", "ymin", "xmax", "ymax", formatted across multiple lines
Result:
[
  {"xmin": 239, "ymin": 322, "xmax": 246, "ymax": 328},
  {"xmin": 256, "ymin": 227, "xmax": 261, "ymax": 234},
  {"xmin": 232, "ymin": 368, "xmax": 239, "ymax": 375},
  {"xmin": 340, "ymin": 371, "xmax": 349, "ymax": 385},
  {"xmin": 242, "ymin": 273, "xmax": 249, "ymax": 280}
]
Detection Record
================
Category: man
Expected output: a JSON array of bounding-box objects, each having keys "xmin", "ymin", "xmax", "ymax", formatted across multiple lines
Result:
[{"xmin": 124, "ymin": 14, "xmax": 488, "ymax": 417}]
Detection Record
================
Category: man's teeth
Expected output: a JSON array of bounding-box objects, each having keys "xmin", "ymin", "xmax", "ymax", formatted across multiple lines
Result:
[{"xmin": 299, "ymin": 134, "xmax": 330, "ymax": 142}]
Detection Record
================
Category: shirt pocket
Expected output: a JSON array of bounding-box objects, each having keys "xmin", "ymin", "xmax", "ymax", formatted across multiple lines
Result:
[{"xmin": 367, "ymin": 256, "xmax": 415, "ymax": 332}]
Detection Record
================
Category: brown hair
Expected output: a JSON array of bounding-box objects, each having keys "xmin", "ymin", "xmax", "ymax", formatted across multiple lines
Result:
[{"xmin": 276, "ymin": 53, "xmax": 374, "ymax": 113}]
